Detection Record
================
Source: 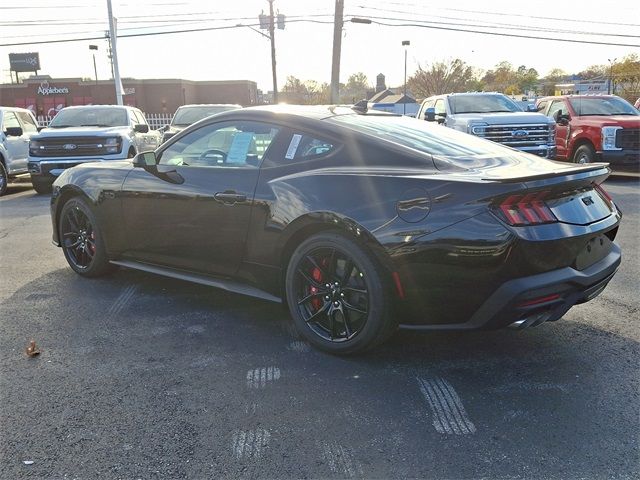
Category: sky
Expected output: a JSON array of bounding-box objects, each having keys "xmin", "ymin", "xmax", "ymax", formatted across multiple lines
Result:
[{"xmin": 1, "ymin": 0, "xmax": 639, "ymax": 92}]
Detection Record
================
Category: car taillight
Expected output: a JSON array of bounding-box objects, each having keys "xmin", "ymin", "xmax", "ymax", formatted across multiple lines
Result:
[
  {"xmin": 496, "ymin": 190, "xmax": 557, "ymax": 226},
  {"xmin": 594, "ymin": 183, "xmax": 613, "ymax": 207}
]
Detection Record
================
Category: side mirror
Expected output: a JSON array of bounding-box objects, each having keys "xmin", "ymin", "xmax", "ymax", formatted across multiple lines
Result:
[
  {"xmin": 424, "ymin": 107, "xmax": 436, "ymax": 122},
  {"xmin": 5, "ymin": 126, "xmax": 23, "ymax": 137},
  {"xmin": 553, "ymin": 109, "xmax": 570, "ymax": 126},
  {"xmin": 132, "ymin": 151, "xmax": 157, "ymax": 168},
  {"xmin": 134, "ymin": 124, "xmax": 149, "ymax": 133}
]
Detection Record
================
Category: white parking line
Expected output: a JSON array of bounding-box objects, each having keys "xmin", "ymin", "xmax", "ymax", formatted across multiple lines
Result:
[
  {"xmin": 246, "ymin": 366, "xmax": 281, "ymax": 389},
  {"xmin": 417, "ymin": 376, "xmax": 476, "ymax": 435},
  {"xmin": 231, "ymin": 428, "xmax": 270, "ymax": 460},
  {"xmin": 108, "ymin": 284, "xmax": 137, "ymax": 317},
  {"xmin": 319, "ymin": 440, "xmax": 364, "ymax": 478}
]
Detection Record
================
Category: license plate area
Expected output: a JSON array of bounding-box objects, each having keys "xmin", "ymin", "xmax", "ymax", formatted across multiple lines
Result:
[{"xmin": 574, "ymin": 234, "xmax": 612, "ymax": 271}]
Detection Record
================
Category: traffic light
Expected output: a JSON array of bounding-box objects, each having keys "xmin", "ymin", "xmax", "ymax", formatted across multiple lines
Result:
[{"xmin": 277, "ymin": 13, "xmax": 285, "ymax": 30}]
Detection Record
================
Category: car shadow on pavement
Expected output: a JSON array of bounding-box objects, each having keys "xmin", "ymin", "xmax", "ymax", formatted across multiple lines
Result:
[{"xmin": 1, "ymin": 267, "xmax": 638, "ymax": 479}]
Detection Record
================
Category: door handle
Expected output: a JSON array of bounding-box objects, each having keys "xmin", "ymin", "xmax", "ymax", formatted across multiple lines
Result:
[{"xmin": 214, "ymin": 191, "xmax": 246, "ymax": 204}]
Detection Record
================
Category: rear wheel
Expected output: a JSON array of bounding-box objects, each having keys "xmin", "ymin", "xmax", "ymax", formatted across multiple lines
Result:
[
  {"xmin": 573, "ymin": 144, "xmax": 596, "ymax": 164},
  {"xmin": 0, "ymin": 162, "xmax": 7, "ymax": 196},
  {"xmin": 31, "ymin": 177, "xmax": 53, "ymax": 194},
  {"xmin": 285, "ymin": 232, "xmax": 395, "ymax": 354},
  {"xmin": 59, "ymin": 197, "xmax": 114, "ymax": 277}
]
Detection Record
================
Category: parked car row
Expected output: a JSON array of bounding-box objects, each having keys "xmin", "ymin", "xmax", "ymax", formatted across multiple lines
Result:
[{"xmin": 416, "ymin": 92, "xmax": 639, "ymax": 169}]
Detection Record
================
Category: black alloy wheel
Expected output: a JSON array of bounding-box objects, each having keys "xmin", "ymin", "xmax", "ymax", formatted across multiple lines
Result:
[
  {"xmin": 59, "ymin": 198, "xmax": 113, "ymax": 277},
  {"xmin": 286, "ymin": 232, "xmax": 395, "ymax": 354},
  {"xmin": 0, "ymin": 162, "xmax": 7, "ymax": 196}
]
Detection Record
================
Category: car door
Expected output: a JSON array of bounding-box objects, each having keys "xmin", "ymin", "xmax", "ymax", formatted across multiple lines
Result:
[
  {"xmin": 120, "ymin": 119, "xmax": 282, "ymax": 276},
  {"xmin": 1, "ymin": 111, "xmax": 30, "ymax": 173},
  {"xmin": 546, "ymin": 100, "xmax": 569, "ymax": 159},
  {"xmin": 133, "ymin": 109, "xmax": 160, "ymax": 152}
]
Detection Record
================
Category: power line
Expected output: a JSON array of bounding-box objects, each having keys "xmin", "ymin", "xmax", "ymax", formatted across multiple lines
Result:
[
  {"xmin": 354, "ymin": 6, "xmax": 640, "ymax": 38},
  {"xmin": 350, "ymin": 18, "xmax": 640, "ymax": 48},
  {"xmin": 371, "ymin": 0, "xmax": 640, "ymax": 28}
]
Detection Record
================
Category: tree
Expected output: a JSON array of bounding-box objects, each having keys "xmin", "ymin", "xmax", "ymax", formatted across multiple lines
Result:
[
  {"xmin": 341, "ymin": 72, "xmax": 370, "ymax": 103},
  {"xmin": 407, "ymin": 58, "xmax": 477, "ymax": 98},
  {"xmin": 612, "ymin": 54, "xmax": 640, "ymax": 102},
  {"xmin": 540, "ymin": 68, "xmax": 570, "ymax": 96}
]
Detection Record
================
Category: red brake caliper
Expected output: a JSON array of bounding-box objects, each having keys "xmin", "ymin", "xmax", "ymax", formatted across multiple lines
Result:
[
  {"xmin": 89, "ymin": 232, "xmax": 96, "ymax": 254},
  {"xmin": 310, "ymin": 266, "xmax": 323, "ymax": 311}
]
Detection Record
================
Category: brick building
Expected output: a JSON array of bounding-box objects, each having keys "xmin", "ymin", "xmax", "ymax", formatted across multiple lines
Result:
[{"xmin": 0, "ymin": 76, "xmax": 259, "ymax": 116}]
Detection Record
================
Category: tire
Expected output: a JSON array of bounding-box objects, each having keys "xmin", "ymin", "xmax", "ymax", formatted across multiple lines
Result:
[
  {"xmin": 31, "ymin": 177, "xmax": 53, "ymax": 194},
  {"xmin": 59, "ymin": 197, "xmax": 114, "ymax": 277},
  {"xmin": 573, "ymin": 144, "xmax": 596, "ymax": 164},
  {"xmin": 0, "ymin": 162, "xmax": 7, "ymax": 196},
  {"xmin": 285, "ymin": 232, "xmax": 396, "ymax": 354}
]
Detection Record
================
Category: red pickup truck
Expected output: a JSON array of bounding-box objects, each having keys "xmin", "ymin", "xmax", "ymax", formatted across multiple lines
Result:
[{"xmin": 536, "ymin": 95, "xmax": 639, "ymax": 168}]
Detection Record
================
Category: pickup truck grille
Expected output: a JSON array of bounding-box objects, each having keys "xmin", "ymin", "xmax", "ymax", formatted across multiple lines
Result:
[
  {"xmin": 472, "ymin": 124, "xmax": 551, "ymax": 147},
  {"xmin": 616, "ymin": 129, "xmax": 640, "ymax": 150},
  {"xmin": 30, "ymin": 137, "xmax": 119, "ymax": 157}
]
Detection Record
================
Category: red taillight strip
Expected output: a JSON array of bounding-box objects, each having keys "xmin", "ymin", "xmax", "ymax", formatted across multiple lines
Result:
[
  {"xmin": 517, "ymin": 293, "xmax": 561, "ymax": 307},
  {"xmin": 498, "ymin": 190, "xmax": 556, "ymax": 226}
]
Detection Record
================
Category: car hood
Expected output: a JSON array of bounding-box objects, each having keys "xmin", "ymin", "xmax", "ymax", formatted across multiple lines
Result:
[
  {"xmin": 453, "ymin": 112, "xmax": 553, "ymax": 125},
  {"xmin": 574, "ymin": 115, "xmax": 640, "ymax": 127},
  {"xmin": 32, "ymin": 126, "xmax": 129, "ymax": 139}
]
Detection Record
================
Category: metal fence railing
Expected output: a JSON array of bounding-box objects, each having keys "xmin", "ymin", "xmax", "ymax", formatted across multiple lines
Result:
[{"xmin": 37, "ymin": 113, "xmax": 173, "ymax": 131}]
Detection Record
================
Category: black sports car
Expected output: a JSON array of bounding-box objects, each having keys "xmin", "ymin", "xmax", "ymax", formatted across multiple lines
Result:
[{"xmin": 50, "ymin": 105, "xmax": 622, "ymax": 354}]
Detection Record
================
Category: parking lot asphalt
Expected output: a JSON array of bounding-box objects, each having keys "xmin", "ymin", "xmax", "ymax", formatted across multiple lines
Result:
[{"xmin": 0, "ymin": 177, "xmax": 638, "ymax": 479}]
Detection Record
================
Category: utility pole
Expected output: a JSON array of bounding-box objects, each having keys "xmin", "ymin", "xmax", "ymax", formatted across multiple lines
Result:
[
  {"xmin": 268, "ymin": 0, "xmax": 278, "ymax": 103},
  {"xmin": 330, "ymin": 0, "xmax": 344, "ymax": 104},
  {"xmin": 89, "ymin": 45, "xmax": 99, "ymax": 84},
  {"xmin": 106, "ymin": 0, "xmax": 124, "ymax": 105},
  {"xmin": 607, "ymin": 58, "xmax": 617, "ymax": 95},
  {"xmin": 402, "ymin": 40, "xmax": 410, "ymax": 115}
]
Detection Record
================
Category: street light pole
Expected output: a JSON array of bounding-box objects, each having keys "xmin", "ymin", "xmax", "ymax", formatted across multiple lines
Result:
[
  {"xmin": 607, "ymin": 58, "xmax": 617, "ymax": 95},
  {"xmin": 330, "ymin": 0, "xmax": 344, "ymax": 104},
  {"xmin": 402, "ymin": 40, "xmax": 410, "ymax": 115},
  {"xmin": 89, "ymin": 45, "xmax": 98, "ymax": 85}
]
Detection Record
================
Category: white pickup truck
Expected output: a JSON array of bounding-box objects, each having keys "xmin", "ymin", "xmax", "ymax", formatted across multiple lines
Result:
[
  {"xmin": 0, "ymin": 107, "xmax": 40, "ymax": 196},
  {"xmin": 28, "ymin": 105, "xmax": 161, "ymax": 193},
  {"xmin": 416, "ymin": 92, "xmax": 557, "ymax": 159}
]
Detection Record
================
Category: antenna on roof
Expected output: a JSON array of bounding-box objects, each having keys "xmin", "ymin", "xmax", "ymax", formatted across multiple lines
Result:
[{"xmin": 351, "ymin": 99, "xmax": 368, "ymax": 114}]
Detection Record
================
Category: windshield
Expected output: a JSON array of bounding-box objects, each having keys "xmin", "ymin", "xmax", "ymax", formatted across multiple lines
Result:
[
  {"xmin": 172, "ymin": 106, "xmax": 239, "ymax": 126},
  {"xmin": 449, "ymin": 94, "xmax": 521, "ymax": 114},
  {"xmin": 568, "ymin": 97, "xmax": 639, "ymax": 116},
  {"xmin": 49, "ymin": 108, "xmax": 128, "ymax": 127},
  {"xmin": 330, "ymin": 114, "xmax": 518, "ymax": 159}
]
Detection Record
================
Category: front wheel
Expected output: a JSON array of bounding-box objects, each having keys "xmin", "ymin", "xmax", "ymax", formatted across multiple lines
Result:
[
  {"xmin": 285, "ymin": 232, "xmax": 395, "ymax": 354},
  {"xmin": 31, "ymin": 177, "xmax": 53, "ymax": 194},
  {"xmin": 59, "ymin": 197, "xmax": 114, "ymax": 277},
  {"xmin": 0, "ymin": 162, "xmax": 7, "ymax": 196},
  {"xmin": 573, "ymin": 144, "xmax": 596, "ymax": 164}
]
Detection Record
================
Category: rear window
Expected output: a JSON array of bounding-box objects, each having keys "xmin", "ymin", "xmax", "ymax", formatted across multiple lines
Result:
[{"xmin": 329, "ymin": 114, "xmax": 518, "ymax": 159}]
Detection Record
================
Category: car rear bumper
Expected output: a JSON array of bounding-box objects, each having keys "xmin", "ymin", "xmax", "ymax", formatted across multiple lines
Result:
[{"xmin": 399, "ymin": 241, "xmax": 621, "ymax": 331}]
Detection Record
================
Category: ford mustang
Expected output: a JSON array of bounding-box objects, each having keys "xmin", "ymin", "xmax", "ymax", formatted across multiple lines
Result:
[{"xmin": 50, "ymin": 105, "xmax": 622, "ymax": 354}]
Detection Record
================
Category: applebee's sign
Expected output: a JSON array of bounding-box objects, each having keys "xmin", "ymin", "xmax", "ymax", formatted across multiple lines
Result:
[{"xmin": 37, "ymin": 81, "xmax": 69, "ymax": 96}]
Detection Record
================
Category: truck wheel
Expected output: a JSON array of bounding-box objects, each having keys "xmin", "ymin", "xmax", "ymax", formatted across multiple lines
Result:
[
  {"xmin": 573, "ymin": 144, "xmax": 596, "ymax": 164},
  {"xmin": 32, "ymin": 177, "xmax": 53, "ymax": 195},
  {"xmin": 127, "ymin": 148, "xmax": 136, "ymax": 158},
  {"xmin": 0, "ymin": 162, "xmax": 7, "ymax": 196}
]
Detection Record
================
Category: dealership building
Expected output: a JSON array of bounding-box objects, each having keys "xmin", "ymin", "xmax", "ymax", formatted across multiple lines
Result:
[{"xmin": 0, "ymin": 76, "xmax": 259, "ymax": 116}]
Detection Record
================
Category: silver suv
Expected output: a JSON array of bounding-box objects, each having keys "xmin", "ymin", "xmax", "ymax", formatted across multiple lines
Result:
[
  {"xmin": 0, "ymin": 107, "xmax": 40, "ymax": 196},
  {"xmin": 416, "ymin": 93, "xmax": 556, "ymax": 158},
  {"xmin": 28, "ymin": 105, "xmax": 161, "ymax": 193}
]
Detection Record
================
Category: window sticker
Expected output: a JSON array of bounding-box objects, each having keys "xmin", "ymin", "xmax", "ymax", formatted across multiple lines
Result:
[
  {"xmin": 285, "ymin": 134, "xmax": 303, "ymax": 160},
  {"xmin": 227, "ymin": 132, "xmax": 254, "ymax": 164}
]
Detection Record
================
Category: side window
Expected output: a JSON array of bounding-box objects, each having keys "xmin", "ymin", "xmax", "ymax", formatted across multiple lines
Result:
[
  {"xmin": 283, "ymin": 134, "xmax": 335, "ymax": 162},
  {"xmin": 419, "ymin": 100, "xmax": 435, "ymax": 119},
  {"xmin": 536, "ymin": 101, "xmax": 548, "ymax": 113},
  {"xmin": 16, "ymin": 112, "xmax": 38, "ymax": 133},
  {"xmin": 158, "ymin": 121, "xmax": 280, "ymax": 168},
  {"xmin": 547, "ymin": 100, "xmax": 566, "ymax": 120},
  {"xmin": 2, "ymin": 111, "xmax": 21, "ymax": 131},
  {"xmin": 434, "ymin": 99, "xmax": 446, "ymax": 116},
  {"xmin": 134, "ymin": 110, "xmax": 148, "ymax": 126}
]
